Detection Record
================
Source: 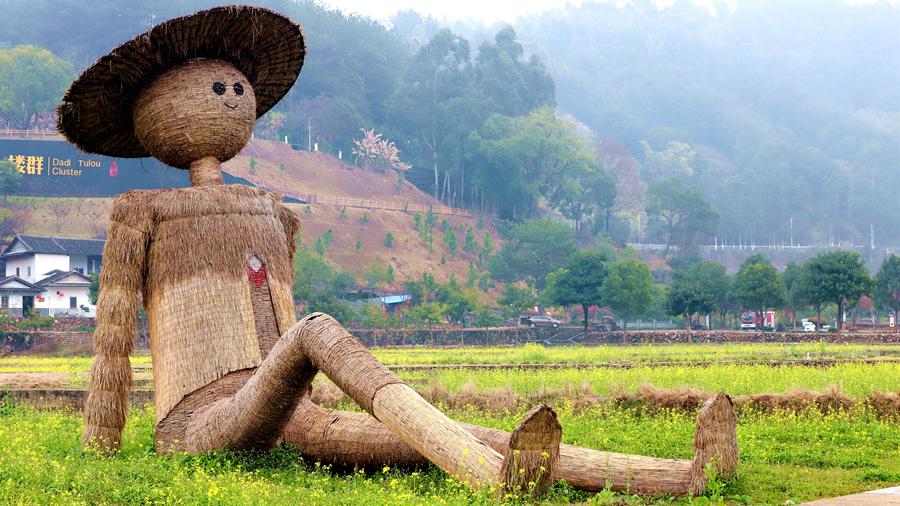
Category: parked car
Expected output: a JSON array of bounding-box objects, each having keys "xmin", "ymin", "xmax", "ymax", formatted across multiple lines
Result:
[
  {"xmin": 527, "ymin": 315, "xmax": 561, "ymax": 328},
  {"xmin": 802, "ymin": 319, "xmax": 816, "ymax": 332},
  {"xmin": 690, "ymin": 321, "xmax": 707, "ymax": 330}
]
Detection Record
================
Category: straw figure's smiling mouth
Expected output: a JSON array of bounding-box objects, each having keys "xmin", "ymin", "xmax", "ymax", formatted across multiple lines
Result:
[{"xmin": 224, "ymin": 103, "xmax": 239, "ymax": 109}]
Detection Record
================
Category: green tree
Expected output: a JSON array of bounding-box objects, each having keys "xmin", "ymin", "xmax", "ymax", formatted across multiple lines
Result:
[
  {"xmin": 463, "ymin": 226, "xmax": 477, "ymax": 253},
  {"xmin": 363, "ymin": 264, "xmax": 388, "ymax": 290},
  {"xmin": 439, "ymin": 285, "xmax": 477, "ymax": 325},
  {"xmin": 692, "ymin": 261, "xmax": 732, "ymax": 329},
  {"xmin": 541, "ymin": 249, "xmax": 610, "ymax": 331},
  {"xmin": 734, "ymin": 255, "xmax": 786, "ymax": 332},
  {"xmin": 0, "ymin": 158, "xmax": 21, "ymax": 203},
  {"xmin": 0, "ymin": 45, "xmax": 74, "ymax": 128},
  {"xmin": 469, "ymin": 108, "xmax": 613, "ymax": 223},
  {"xmin": 481, "ymin": 231, "xmax": 494, "ymax": 255},
  {"xmin": 497, "ymin": 283, "xmax": 536, "ymax": 319},
  {"xmin": 782, "ymin": 262, "xmax": 805, "ymax": 329},
  {"xmin": 405, "ymin": 302, "xmax": 448, "ymax": 325},
  {"xmin": 387, "ymin": 29, "xmax": 480, "ymax": 201},
  {"xmin": 404, "ymin": 272, "xmax": 440, "ymax": 304},
  {"xmin": 667, "ymin": 262, "xmax": 726, "ymax": 332},
  {"xmin": 88, "ymin": 272, "xmax": 100, "ymax": 305},
  {"xmin": 473, "ymin": 26, "xmax": 555, "ymax": 117},
  {"xmin": 790, "ymin": 262, "xmax": 828, "ymax": 330},
  {"xmin": 874, "ymin": 255, "xmax": 900, "ymax": 323},
  {"xmin": 444, "ymin": 228, "xmax": 458, "ymax": 256},
  {"xmin": 292, "ymin": 245, "xmax": 358, "ymax": 323},
  {"xmin": 488, "ymin": 219, "xmax": 576, "ymax": 294},
  {"xmin": 805, "ymin": 251, "xmax": 872, "ymax": 334},
  {"xmin": 646, "ymin": 177, "xmax": 719, "ymax": 258},
  {"xmin": 601, "ymin": 258, "xmax": 654, "ymax": 332},
  {"xmin": 383, "ymin": 232, "xmax": 394, "ymax": 248}
]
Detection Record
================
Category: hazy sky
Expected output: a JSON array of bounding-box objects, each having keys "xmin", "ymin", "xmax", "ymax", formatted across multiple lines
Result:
[{"xmin": 321, "ymin": 0, "xmax": 895, "ymax": 24}]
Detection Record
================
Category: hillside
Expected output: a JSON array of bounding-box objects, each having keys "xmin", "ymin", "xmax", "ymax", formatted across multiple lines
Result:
[{"xmin": 9, "ymin": 139, "xmax": 500, "ymax": 290}]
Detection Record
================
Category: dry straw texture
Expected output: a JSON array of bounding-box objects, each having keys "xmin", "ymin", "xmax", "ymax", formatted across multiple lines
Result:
[
  {"xmin": 57, "ymin": 5, "xmax": 304, "ymax": 159},
  {"xmin": 499, "ymin": 405, "xmax": 561, "ymax": 497},
  {"xmin": 286, "ymin": 313, "xmax": 505, "ymax": 490},
  {"xmin": 689, "ymin": 393, "xmax": 739, "ymax": 494},
  {"xmin": 281, "ymin": 394, "xmax": 737, "ymax": 495},
  {"xmin": 86, "ymin": 185, "xmax": 301, "ymax": 443}
]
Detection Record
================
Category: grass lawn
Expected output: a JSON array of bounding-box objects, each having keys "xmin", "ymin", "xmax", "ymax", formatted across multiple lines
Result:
[
  {"xmin": 1, "ymin": 344, "xmax": 898, "ymax": 504},
  {"xmin": 0, "ymin": 402, "xmax": 897, "ymax": 505}
]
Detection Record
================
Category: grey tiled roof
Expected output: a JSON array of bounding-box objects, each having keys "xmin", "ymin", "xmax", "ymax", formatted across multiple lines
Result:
[
  {"xmin": 34, "ymin": 270, "xmax": 92, "ymax": 288},
  {"xmin": 1, "ymin": 235, "xmax": 105, "ymax": 258}
]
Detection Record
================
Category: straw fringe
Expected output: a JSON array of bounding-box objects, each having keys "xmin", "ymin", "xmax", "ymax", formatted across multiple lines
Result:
[
  {"xmin": 83, "ymin": 197, "xmax": 148, "ymax": 451},
  {"xmin": 141, "ymin": 186, "xmax": 295, "ymax": 301},
  {"xmin": 689, "ymin": 393, "xmax": 739, "ymax": 494},
  {"xmin": 89, "ymin": 357, "xmax": 132, "ymax": 391},
  {"xmin": 83, "ymin": 425, "xmax": 125, "ymax": 453},
  {"xmin": 85, "ymin": 388, "xmax": 128, "ymax": 427}
]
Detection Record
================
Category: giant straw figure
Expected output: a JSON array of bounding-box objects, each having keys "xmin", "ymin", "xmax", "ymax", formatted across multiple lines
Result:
[{"xmin": 59, "ymin": 6, "xmax": 736, "ymax": 496}]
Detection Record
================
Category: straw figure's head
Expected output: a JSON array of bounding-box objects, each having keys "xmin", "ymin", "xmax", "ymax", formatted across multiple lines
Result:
[
  {"xmin": 133, "ymin": 58, "xmax": 257, "ymax": 170},
  {"xmin": 57, "ymin": 6, "xmax": 305, "ymax": 182}
]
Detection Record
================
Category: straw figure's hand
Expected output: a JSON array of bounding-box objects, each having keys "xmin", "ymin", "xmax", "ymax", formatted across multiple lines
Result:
[{"xmin": 83, "ymin": 195, "xmax": 151, "ymax": 452}]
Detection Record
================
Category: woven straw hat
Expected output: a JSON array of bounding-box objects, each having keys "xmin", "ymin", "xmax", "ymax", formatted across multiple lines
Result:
[{"xmin": 57, "ymin": 5, "xmax": 304, "ymax": 158}]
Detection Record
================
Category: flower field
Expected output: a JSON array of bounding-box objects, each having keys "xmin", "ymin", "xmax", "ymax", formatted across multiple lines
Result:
[{"xmin": 1, "ymin": 343, "xmax": 898, "ymax": 504}]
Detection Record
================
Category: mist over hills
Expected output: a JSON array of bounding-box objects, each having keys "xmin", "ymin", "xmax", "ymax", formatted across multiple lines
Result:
[
  {"xmin": 1, "ymin": 0, "xmax": 898, "ymax": 247},
  {"xmin": 511, "ymin": 0, "xmax": 900, "ymax": 246}
]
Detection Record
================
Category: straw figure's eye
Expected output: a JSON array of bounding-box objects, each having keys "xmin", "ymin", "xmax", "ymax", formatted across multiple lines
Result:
[
  {"xmin": 212, "ymin": 82, "xmax": 226, "ymax": 95},
  {"xmin": 233, "ymin": 83, "xmax": 244, "ymax": 96}
]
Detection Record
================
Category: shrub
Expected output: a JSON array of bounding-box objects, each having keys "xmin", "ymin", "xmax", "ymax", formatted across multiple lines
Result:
[{"xmin": 17, "ymin": 315, "xmax": 54, "ymax": 329}]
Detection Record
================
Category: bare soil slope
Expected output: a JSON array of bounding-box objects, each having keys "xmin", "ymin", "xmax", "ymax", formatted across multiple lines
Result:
[{"xmin": 9, "ymin": 140, "xmax": 499, "ymax": 289}]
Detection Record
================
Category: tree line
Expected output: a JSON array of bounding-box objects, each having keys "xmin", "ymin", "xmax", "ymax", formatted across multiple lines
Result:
[{"xmin": 0, "ymin": 0, "xmax": 724, "ymax": 254}]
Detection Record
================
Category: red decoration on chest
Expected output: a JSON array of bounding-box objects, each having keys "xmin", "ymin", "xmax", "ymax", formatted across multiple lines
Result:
[{"xmin": 248, "ymin": 263, "xmax": 267, "ymax": 288}]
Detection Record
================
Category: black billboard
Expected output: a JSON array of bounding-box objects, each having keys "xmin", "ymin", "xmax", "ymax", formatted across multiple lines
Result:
[{"xmin": 1, "ymin": 138, "xmax": 254, "ymax": 197}]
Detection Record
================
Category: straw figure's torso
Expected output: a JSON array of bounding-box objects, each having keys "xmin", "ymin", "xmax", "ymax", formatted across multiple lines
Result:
[{"xmin": 106, "ymin": 184, "xmax": 301, "ymax": 437}]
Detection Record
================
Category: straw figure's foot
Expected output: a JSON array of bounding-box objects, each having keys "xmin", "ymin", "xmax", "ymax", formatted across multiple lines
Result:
[
  {"xmin": 689, "ymin": 393, "xmax": 739, "ymax": 494},
  {"xmin": 500, "ymin": 405, "xmax": 562, "ymax": 497}
]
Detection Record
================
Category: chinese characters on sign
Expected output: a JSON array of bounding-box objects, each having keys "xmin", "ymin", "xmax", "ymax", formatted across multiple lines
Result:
[
  {"xmin": 6, "ymin": 153, "xmax": 101, "ymax": 177},
  {"xmin": 7, "ymin": 154, "xmax": 45, "ymax": 175}
]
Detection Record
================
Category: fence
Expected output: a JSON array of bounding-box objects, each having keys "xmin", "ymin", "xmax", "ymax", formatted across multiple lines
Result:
[
  {"xmin": 281, "ymin": 191, "xmax": 475, "ymax": 218},
  {"xmin": 0, "ymin": 128, "xmax": 61, "ymax": 140}
]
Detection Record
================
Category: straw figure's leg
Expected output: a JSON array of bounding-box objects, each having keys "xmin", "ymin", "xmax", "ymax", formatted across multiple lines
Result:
[
  {"xmin": 279, "ymin": 312, "xmax": 506, "ymax": 490},
  {"xmin": 176, "ymin": 332, "xmax": 319, "ymax": 453},
  {"xmin": 282, "ymin": 392, "xmax": 739, "ymax": 495}
]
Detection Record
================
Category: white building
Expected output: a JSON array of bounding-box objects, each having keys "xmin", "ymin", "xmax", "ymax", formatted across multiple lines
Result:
[{"xmin": 0, "ymin": 235, "xmax": 104, "ymax": 317}]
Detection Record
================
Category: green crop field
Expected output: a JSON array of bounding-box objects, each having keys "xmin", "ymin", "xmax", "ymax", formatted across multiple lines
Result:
[{"xmin": 1, "ymin": 343, "xmax": 898, "ymax": 505}]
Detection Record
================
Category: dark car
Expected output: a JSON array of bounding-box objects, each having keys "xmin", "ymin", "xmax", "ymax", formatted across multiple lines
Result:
[{"xmin": 527, "ymin": 315, "xmax": 561, "ymax": 328}]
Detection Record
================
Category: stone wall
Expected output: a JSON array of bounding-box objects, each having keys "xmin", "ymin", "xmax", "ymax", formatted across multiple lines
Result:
[
  {"xmin": 4, "ymin": 327, "xmax": 898, "ymax": 353},
  {"xmin": 1, "ymin": 389, "xmax": 153, "ymax": 410}
]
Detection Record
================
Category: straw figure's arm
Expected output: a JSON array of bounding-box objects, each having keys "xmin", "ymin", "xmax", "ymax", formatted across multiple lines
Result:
[{"xmin": 83, "ymin": 193, "xmax": 152, "ymax": 451}]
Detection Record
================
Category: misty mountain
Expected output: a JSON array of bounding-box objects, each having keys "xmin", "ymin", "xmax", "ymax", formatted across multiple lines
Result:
[{"xmin": 512, "ymin": 0, "xmax": 900, "ymax": 246}]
